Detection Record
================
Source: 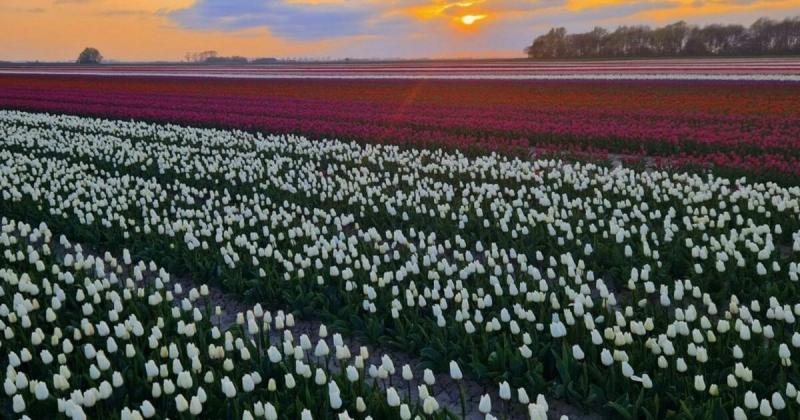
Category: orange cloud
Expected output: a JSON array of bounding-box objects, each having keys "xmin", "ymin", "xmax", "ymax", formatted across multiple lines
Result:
[
  {"xmin": 0, "ymin": 0, "xmax": 798, "ymax": 61},
  {"xmin": 636, "ymin": 0, "xmax": 800, "ymax": 23},
  {"xmin": 404, "ymin": 1, "xmax": 485, "ymax": 20},
  {"xmin": 0, "ymin": 0, "xmax": 343, "ymax": 61},
  {"xmin": 565, "ymin": 0, "xmax": 800, "ymax": 17}
]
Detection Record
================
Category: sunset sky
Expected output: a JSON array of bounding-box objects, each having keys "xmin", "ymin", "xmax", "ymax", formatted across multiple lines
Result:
[{"xmin": 2, "ymin": 0, "xmax": 799, "ymax": 61}]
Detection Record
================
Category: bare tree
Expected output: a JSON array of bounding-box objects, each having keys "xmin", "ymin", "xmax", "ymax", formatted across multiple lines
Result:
[{"xmin": 185, "ymin": 51, "xmax": 219, "ymax": 63}]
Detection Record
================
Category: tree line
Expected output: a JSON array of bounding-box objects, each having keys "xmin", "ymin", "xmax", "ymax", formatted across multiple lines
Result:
[
  {"xmin": 184, "ymin": 51, "xmax": 250, "ymax": 64},
  {"xmin": 525, "ymin": 17, "xmax": 800, "ymax": 59},
  {"xmin": 184, "ymin": 50, "xmax": 283, "ymax": 64}
]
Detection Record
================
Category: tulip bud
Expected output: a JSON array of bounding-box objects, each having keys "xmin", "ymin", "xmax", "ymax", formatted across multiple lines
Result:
[
  {"xmin": 265, "ymin": 402, "xmax": 278, "ymax": 420},
  {"xmin": 13, "ymin": 394, "xmax": 25, "ymax": 413},
  {"xmin": 423, "ymin": 369, "xmax": 435, "ymax": 385},
  {"xmin": 744, "ymin": 391, "xmax": 758, "ymax": 409},
  {"xmin": 175, "ymin": 395, "xmax": 188, "ymax": 412},
  {"xmin": 402, "ymin": 365, "xmax": 413, "ymax": 381},
  {"xmin": 479, "ymin": 394, "xmax": 491, "ymax": 414},
  {"xmin": 386, "ymin": 387, "xmax": 400, "ymax": 407},
  {"xmin": 759, "ymin": 399, "xmax": 773, "ymax": 417},
  {"xmin": 772, "ymin": 392, "xmax": 786, "ymax": 410},
  {"xmin": 572, "ymin": 345, "xmax": 585, "ymax": 361},
  {"xmin": 399, "ymin": 404, "xmax": 411, "ymax": 420},
  {"xmin": 34, "ymin": 382, "xmax": 49, "ymax": 400},
  {"xmin": 733, "ymin": 407, "xmax": 746, "ymax": 420},
  {"xmin": 449, "ymin": 361, "xmax": 463, "ymax": 380},
  {"xmin": 499, "ymin": 381, "xmax": 511, "ymax": 400},
  {"xmin": 140, "ymin": 400, "xmax": 156, "ymax": 418}
]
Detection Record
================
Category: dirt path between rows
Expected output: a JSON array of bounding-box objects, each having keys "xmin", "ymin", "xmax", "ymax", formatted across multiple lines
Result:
[{"xmin": 55, "ymin": 237, "xmax": 602, "ymax": 420}]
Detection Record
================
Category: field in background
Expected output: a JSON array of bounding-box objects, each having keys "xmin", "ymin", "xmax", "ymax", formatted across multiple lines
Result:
[
  {"xmin": 1, "ymin": 69, "xmax": 799, "ymax": 179},
  {"xmin": 2, "ymin": 57, "xmax": 800, "ymax": 79}
]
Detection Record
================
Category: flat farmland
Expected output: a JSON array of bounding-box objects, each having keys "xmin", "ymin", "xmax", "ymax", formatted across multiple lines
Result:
[
  {"xmin": 2, "ymin": 64, "xmax": 800, "ymax": 178},
  {"xmin": 1, "ymin": 59, "xmax": 800, "ymax": 419},
  {"xmin": 2, "ymin": 57, "xmax": 800, "ymax": 79}
]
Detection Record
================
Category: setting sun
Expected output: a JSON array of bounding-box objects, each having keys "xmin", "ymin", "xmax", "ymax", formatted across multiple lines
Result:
[{"xmin": 460, "ymin": 14, "xmax": 487, "ymax": 25}]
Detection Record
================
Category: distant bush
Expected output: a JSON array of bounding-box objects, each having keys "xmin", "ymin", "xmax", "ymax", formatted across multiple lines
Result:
[
  {"xmin": 76, "ymin": 47, "xmax": 103, "ymax": 64},
  {"xmin": 203, "ymin": 56, "xmax": 249, "ymax": 65},
  {"xmin": 251, "ymin": 57, "xmax": 279, "ymax": 64}
]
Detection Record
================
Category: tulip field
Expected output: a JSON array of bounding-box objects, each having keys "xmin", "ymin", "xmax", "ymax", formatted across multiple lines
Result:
[
  {"xmin": 0, "ymin": 87, "xmax": 799, "ymax": 420},
  {"xmin": 1, "ymin": 73, "xmax": 800, "ymax": 180}
]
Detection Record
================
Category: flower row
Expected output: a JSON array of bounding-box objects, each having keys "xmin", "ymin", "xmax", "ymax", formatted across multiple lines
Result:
[{"xmin": 1, "ymin": 75, "xmax": 799, "ymax": 177}]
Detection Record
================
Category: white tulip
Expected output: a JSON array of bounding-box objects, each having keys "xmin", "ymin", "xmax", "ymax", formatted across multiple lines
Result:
[
  {"xmin": 175, "ymin": 395, "xmax": 188, "ymax": 412},
  {"xmin": 386, "ymin": 387, "xmax": 400, "ymax": 407},
  {"xmin": 479, "ymin": 394, "xmax": 493, "ymax": 414},
  {"xmin": 34, "ymin": 382, "xmax": 49, "ymax": 400},
  {"xmin": 449, "ymin": 361, "xmax": 463, "ymax": 380},
  {"xmin": 572, "ymin": 344, "xmax": 585, "ymax": 361},
  {"xmin": 759, "ymin": 399, "xmax": 773, "ymax": 416}
]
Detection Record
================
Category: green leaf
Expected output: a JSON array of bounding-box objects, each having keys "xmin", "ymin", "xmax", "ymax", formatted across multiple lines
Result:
[{"xmin": 606, "ymin": 401, "xmax": 633, "ymax": 420}]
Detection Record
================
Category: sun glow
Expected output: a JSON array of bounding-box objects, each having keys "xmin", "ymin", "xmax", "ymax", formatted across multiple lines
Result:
[{"xmin": 460, "ymin": 14, "xmax": 486, "ymax": 25}]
